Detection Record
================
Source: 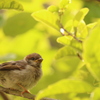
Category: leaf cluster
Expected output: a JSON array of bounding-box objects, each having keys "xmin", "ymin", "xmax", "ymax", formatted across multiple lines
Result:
[{"xmin": 0, "ymin": 0, "xmax": 100, "ymax": 100}]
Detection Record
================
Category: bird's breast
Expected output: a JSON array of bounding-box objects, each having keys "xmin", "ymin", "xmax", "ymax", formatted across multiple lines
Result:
[{"xmin": 23, "ymin": 65, "xmax": 42, "ymax": 88}]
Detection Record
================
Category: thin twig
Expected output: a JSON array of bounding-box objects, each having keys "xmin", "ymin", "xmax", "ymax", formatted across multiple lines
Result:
[
  {"xmin": 64, "ymin": 28, "xmax": 82, "ymax": 43},
  {"xmin": 0, "ymin": 86, "xmax": 59, "ymax": 100},
  {"xmin": 58, "ymin": 9, "xmax": 82, "ymax": 43},
  {"xmin": 77, "ymin": 53, "xmax": 83, "ymax": 60},
  {"xmin": 59, "ymin": 23, "xmax": 82, "ymax": 43}
]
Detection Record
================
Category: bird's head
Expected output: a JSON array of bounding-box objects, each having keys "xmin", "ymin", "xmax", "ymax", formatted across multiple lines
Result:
[{"xmin": 24, "ymin": 53, "xmax": 43, "ymax": 67}]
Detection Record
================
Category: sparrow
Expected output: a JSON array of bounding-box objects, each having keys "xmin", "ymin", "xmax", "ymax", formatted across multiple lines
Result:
[{"xmin": 0, "ymin": 53, "xmax": 43, "ymax": 94}]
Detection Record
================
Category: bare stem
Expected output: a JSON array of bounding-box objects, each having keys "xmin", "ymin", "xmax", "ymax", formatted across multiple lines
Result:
[
  {"xmin": 0, "ymin": 91, "xmax": 10, "ymax": 100},
  {"xmin": 59, "ymin": 23, "xmax": 82, "ymax": 43},
  {"xmin": 77, "ymin": 53, "xmax": 83, "ymax": 60}
]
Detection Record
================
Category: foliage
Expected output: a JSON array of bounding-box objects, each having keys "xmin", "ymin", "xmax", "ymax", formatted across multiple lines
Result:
[
  {"xmin": 0, "ymin": 0, "xmax": 23, "ymax": 11},
  {"xmin": 0, "ymin": 0, "xmax": 100, "ymax": 100}
]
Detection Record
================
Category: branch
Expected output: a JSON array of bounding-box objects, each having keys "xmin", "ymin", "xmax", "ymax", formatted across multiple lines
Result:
[
  {"xmin": 0, "ymin": 86, "xmax": 59, "ymax": 100},
  {"xmin": 60, "ymin": 24, "xmax": 82, "ymax": 43},
  {"xmin": 0, "ymin": 91, "xmax": 10, "ymax": 100},
  {"xmin": 64, "ymin": 28, "xmax": 82, "ymax": 43},
  {"xmin": 58, "ymin": 13, "xmax": 83, "ymax": 43},
  {"xmin": 77, "ymin": 53, "xmax": 83, "ymax": 61}
]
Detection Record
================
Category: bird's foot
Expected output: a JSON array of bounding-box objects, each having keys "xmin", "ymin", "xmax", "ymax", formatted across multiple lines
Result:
[
  {"xmin": 21, "ymin": 90, "xmax": 30, "ymax": 97},
  {"xmin": 17, "ymin": 83, "xmax": 31, "ymax": 97}
]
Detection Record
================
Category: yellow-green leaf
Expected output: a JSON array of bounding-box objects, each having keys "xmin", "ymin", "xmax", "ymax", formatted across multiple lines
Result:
[
  {"xmin": 32, "ymin": 10, "xmax": 60, "ymax": 31},
  {"xmin": 36, "ymin": 79, "xmax": 93, "ymax": 100},
  {"xmin": 87, "ymin": 22, "xmax": 97, "ymax": 32},
  {"xmin": 59, "ymin": 0, "xmax": 71, "ymax": 9},
  {"xmin": 83, "ymin": 22, "xmax": 100, "ymax": 81},
  {"xmin": 55, "ymin": 46, "xmax": 77, "ymax": 59},
  {"xmin": 0, "ymin": 0, "xmax": 23, "ymax": 11},
  {"xmin": 77, "ymin": 20, "xmax": 88, "ymax": 39},
  {"xmin": 73, "ymin": 8, "xmax": 89, "ymax": 27},
  {"xmin": 57, "ymin": 36, "xmax": 82, "ymax": 52},
  {"xmin": 3, "ymin": 12, "xmax": 37, "ymax": 36},
  {"xmin": 47, "ymin": 5, "xmax": 59, "ymax": 12},
  {"xmin": 91, "ymin": 88, "xmax": 100, "ymax": 100},
  {"xmin": 57, "ymin": 36, "xmax": 72, "ymax": 45}
]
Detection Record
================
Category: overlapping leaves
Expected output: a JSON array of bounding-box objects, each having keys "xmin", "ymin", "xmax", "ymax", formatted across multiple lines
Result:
[
  {"xmin": 0, "ymin": 0, "xmax": 23, "ymax": 10},
  {"xmin": 36, "ymin": 79, "xmax": 93, "ymax": 100},
  {"xmin": 83, "ymin": 22, "xmax": 100, "ymax": 81}
]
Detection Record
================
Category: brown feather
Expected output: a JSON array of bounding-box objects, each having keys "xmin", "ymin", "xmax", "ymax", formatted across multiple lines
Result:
[{"xmin": 0, "ymin": 60, "xmax": 27, "ymax": 71}]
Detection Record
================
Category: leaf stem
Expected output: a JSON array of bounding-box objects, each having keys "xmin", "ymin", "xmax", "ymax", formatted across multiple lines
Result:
[{"xmin": 59, "ymin": 23, "xmax": 83, "ymax": 43}]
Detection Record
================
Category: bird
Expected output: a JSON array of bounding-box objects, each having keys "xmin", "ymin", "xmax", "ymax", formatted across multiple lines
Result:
[{"xmin": 0, "ymin": 53, "xmax": 43, "ymax": 94}]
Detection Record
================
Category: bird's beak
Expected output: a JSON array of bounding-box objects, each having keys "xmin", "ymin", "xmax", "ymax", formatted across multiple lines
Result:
[{"xmin": 36, "ymin": 58, "xmax": 43, "ymax": 63}]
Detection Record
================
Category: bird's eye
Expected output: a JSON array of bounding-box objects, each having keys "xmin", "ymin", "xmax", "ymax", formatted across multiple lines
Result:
[{"xmin": 31, "ymin": 57, "xmax": 35, "ymax": 60}]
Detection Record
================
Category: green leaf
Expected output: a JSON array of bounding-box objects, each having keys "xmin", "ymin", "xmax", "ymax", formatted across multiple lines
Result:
[
  {"xmin": 3, "ymin": 12, "xmax": 37, "ymax": 36},
  {"xmin": 54, "ymin": 56, "xmax": 80, "ymax": 75},
  {"xmin": 57, "ymin": 36, "xmax": 72, "ymax": 45},
  {"xmin": 36, "ymin": 79, "xmax": 93, "ymax": 100},
  {"xmin": 0, "ymin": 14, "xmax": 4, "ymax": 27},
  {"xmin": 70, "ymin": 39, "xmax": 82, "ymax": 52},
  {"xmin": 55, "ymin": 46, "xmax": 77, "ymax": 59},
  {"xmin": 73, "ymin": 8, "xmax": 89, "ymax": 27},
  {"xmin": 47, "ymin": 5, "xmax": 59, "ymax": 13},
  {"xmin": 77, "ymin": 20, "xmax": 88, "ymax": 39},
  {"xmin": 83, "ymin": 22, "xmax": 100, "ymax": 81},
  {"xmin": 57, "ymin": 36, "xmax": 82, "ymax": 52},
  {"xmin": 59, "ymin": 0, "xmax": 71, "ymax": 9},
  {"xmin": 87, "ymin": 22, "xmax": 97, "ymax": 32},
  {"xmin": 32, "ymin": 10, "xmax": 60, "ymax": 31},
  {"xmin": 0, "ymin": 0, "xmax": 23, "ymax": 11},
  {"xmin": 91, "ymin": 88, "xmax": 100, "ymax": 100}
]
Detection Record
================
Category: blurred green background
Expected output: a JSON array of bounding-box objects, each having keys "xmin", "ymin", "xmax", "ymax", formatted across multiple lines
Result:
[{"xmin": 0, "ymin": 0, "xmax": 100, "ymax": 100}]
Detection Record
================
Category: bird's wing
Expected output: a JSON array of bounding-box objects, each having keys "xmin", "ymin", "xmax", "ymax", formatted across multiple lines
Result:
[{"xmin": 0, "ymin": 60, "xmax": 27, "ymax": 71}]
